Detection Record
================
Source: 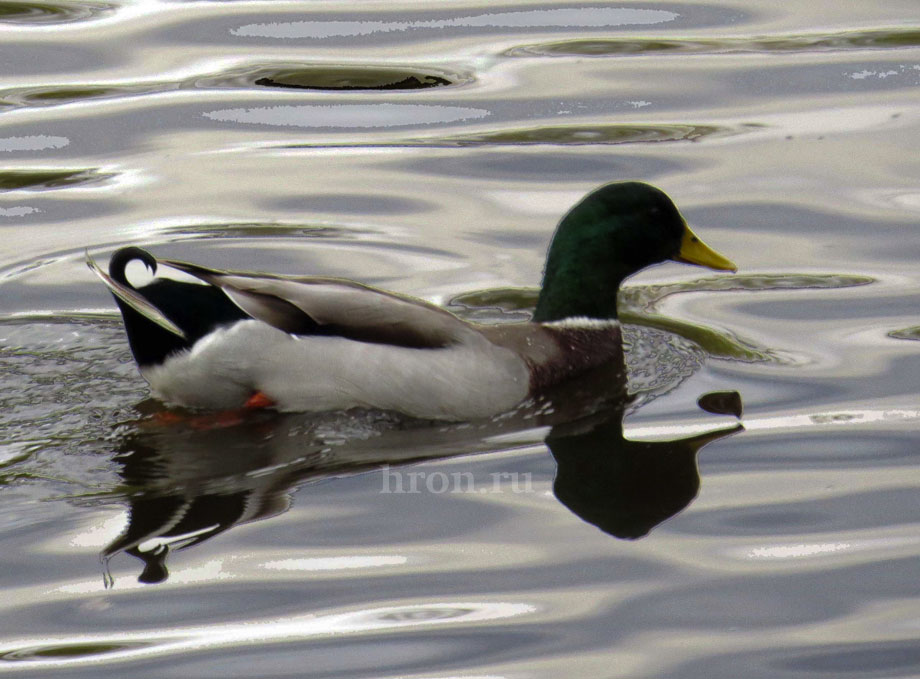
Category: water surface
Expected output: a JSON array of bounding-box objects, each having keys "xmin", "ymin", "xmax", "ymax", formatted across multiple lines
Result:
[{"xmin": 1, "ymin": 0, "xmax": 919, "ymax": 677}]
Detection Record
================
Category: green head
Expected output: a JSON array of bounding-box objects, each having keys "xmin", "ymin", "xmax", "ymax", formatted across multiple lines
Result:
[{"xmin": 532, "ymin": 181, "xmax": 736, "ymax": 322}]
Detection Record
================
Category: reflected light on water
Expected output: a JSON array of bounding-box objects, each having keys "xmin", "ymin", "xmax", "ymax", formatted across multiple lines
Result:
[
  {"xmin": 735, "ymin": 536, "xmax": 920, "ymax": 560},
  {"xmin": 0, "ymin": 601, "xmax": 535, "ymax": 669},
  {"xmin": 0, "ymin": 135, "xmax": 69, "ymax": 152},
  {"xmin": 203, "ymin": 104, "xmax": 491, "ymax": 128},
  {"xmin": 68, "ymin": 512, "xmax": 127, "ymax": 548},
  {"xmin": 747, "ymin": 542, "xmax": 852, "ymax": 559},
  {"xmin": 626, "ymin": 407, "xmax": 920, "ymax": 441},
  {"xmin": 233, "ymin": 8, "xmax": 679, "ymax": 39}
]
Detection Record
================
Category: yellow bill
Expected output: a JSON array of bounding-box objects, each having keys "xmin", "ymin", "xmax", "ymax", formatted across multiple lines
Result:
[{"xmin": 673, "ymin": 224, "xmax": 737, "ymax": 272}]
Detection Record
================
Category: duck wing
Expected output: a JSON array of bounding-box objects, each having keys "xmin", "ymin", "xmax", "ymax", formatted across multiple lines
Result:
[{"xmin": 161, "ymin": 258, "xmax": 472, "ymax": 349}]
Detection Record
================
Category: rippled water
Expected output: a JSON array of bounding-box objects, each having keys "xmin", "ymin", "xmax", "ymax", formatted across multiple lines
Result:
[{"xmin": 1, "ymin": 0, "xmax": 919, "ymax": 676}]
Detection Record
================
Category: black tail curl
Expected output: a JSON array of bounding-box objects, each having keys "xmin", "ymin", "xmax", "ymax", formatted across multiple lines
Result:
[
  {"xmin": 102, "ymin": 246, "xmax": 250, "ymax": 367},
  {"xmin": 110, "ymin": 247, "xmax": 158, "ymax": 288}
]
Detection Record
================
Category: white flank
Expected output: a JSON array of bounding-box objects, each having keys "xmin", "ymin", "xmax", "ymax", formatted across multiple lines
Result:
[{"xmin": 141, "ymin": 320, "xmax": 530, "ymax": 420}]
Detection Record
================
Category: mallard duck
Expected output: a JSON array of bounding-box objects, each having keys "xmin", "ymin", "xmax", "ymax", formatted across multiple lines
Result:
[{"xmin": 89, "ymin": 181, "xmax": 736, "ymax": 420}]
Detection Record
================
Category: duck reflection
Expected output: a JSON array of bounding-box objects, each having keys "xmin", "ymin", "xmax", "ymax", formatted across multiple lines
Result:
[
  {"xmin": 103, "ymin": 392, "xmax": 742, "ymax": 585},
  {"xmin": 103, "ymin": 411, "xmax": 299, "ymax": 585},
  {"xmin": 547, "ymin": 397, "xmax": 741, "ymax": 540}
]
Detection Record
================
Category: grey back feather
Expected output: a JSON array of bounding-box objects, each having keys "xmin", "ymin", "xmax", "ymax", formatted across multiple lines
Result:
[{"xmin": 162, "ymin": 259, "xmax": 474, "ymax": 349}]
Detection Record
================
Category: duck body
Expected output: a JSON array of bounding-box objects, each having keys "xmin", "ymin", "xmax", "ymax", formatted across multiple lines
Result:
[
  {"xmin": 139, "ymin": 315, "xmax": 623, "ymax": 420},
  {"xmin": 90, "ymin": 181, "xmax": 735, "ymax": 420}
]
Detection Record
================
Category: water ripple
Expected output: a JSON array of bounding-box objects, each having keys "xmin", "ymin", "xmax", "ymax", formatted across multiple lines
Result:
[
  {"xmin": 0, "ymin": 0, "xmax": 918, "ymax": 676},
  {"xmin": 0, "ymin": 601, "xmax": 534, "ymax": 669},
  {"xmin": 508, "ymin": 27, "xmax": 920, "ymax": 57},
  {"xmin": 0, "ymin": 63, "xmax": 469, "ymax": 112}
]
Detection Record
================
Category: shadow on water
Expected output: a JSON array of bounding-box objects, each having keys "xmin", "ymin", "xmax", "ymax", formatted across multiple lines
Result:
[{"xmin": 99, "ymin": 383, "xmax": 743, "ymax": 585}]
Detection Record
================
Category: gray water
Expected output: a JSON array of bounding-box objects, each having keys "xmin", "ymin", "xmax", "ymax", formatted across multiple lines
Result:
[{"xmin": 1, "ymin": 1, "xmax": 919, "ymax": 676}]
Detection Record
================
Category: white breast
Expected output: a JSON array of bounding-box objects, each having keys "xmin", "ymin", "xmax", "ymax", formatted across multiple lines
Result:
[{"xmin": 141, "ymin": 320, "xmax": 531, "ymax": 420}]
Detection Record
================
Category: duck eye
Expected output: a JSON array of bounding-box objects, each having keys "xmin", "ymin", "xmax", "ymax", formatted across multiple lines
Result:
[{"xmin": 691, "ymin": 236, "xmax": 699, "ymax": 243}]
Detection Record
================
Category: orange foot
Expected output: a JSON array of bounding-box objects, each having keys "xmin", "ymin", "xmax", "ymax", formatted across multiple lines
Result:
[
  {"xmin": 244, "ymin": 391, "xmax": 276, "ymax": 409},
  {"xmin": 145, "ymin": 392, "xmax": 276, "ymax": 430},
  {"xmin": 150, "ymin": 409, "xmax": 244, "ymax": 429}
]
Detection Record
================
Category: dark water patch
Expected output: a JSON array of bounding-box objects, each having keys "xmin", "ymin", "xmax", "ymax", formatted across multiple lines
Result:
[
  {"xmin": 431, "ymin": 123, "xmax": 740, "ymax": 146},
  {"xmin": 242, "ymin": 65, "xmax": 464, "ymax": 92},
  {"xmin": 0, "ymin": 84, "xmax": 162, "ymax": 109},
  {"xmin": 697, "ymin": 390, "xmax": 743, "ymax": 417},
  {"xmin": 160, "ymin": 221, "xmax": 353, "ymax": 241},
  {"xmin": 1, "ymin": 641, "xmax": 150, "ymax": 662},
  {"xmin": 0, "ymin": 0, "xmax": 113, "ymax": 24},
  {"xmin": 255, "ymin": 72, "xmax": 445, "ymax": 91},
  {"xmin": 281, "ymin": 123, "xmax": 745, "ymax": 148},
  {"xmin": 0, "ymin": 65, "xmax": 466, "ymax": 111},
  {"xmin": 0, "ymin": 168, "xmax": 113, "ymax": 191},
  {"xmin": 508, "ymin": 27, "xmax": 920, "ymax": 57}
]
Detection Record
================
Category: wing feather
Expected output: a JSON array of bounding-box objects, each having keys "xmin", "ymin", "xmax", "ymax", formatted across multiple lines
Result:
[{"xmin": 161, "ymin": 258, "xmax": 471, "ymax": 348}]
